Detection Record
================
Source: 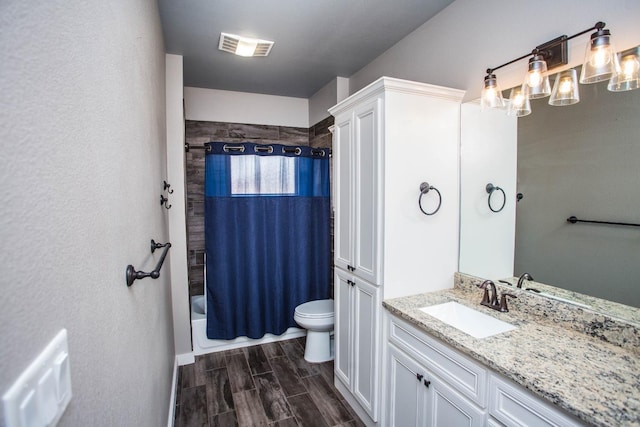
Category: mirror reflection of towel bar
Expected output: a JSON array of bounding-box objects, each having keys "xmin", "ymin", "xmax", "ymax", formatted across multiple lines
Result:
[{"xmin": 567, "ymin": 216, "xmax": 640, "ymax": 227}]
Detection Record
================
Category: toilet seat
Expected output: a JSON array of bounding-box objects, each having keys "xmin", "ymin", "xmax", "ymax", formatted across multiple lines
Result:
[{"xmin": 294, "ymin": 299, "xmax": 334, "ymax": 319}]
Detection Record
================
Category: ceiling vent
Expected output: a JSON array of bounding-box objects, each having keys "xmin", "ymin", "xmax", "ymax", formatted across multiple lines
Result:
[{"xmin": 218, "ymin": 33, "xmax": 274, "ymax": 57}]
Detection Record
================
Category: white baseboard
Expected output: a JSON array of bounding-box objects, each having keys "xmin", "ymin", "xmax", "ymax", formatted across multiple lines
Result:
[
  {"xmin": 176, "ymin": 352, "xmax": 195, "ymax": 366},
  {"xmin": 167, "ymin": 356, "xmax": 179, "ymax": 427}
]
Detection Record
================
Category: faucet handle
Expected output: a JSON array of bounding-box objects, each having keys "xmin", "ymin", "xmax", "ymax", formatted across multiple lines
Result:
[{"xmin": 499, "ymin": 293, "xmax": 517, "ymax": 312}]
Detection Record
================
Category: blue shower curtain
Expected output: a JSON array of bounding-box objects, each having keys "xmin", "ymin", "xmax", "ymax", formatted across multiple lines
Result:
[{"xmin": 204, "ymin": 142, "xmax": 331, "ymax": 340}]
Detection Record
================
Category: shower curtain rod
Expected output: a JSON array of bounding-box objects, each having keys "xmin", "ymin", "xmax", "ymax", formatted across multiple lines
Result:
[{"xmin": 184, "ymin": 143, "xmax": 211, "ymax": 153}]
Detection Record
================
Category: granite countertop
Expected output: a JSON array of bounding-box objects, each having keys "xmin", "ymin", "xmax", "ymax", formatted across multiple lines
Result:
[{"xmin": 382, "ymin": 273, "xmax": 640, "ymax": 427}]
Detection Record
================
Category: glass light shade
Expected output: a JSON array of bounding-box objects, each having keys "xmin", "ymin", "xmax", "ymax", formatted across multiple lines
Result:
[
  {"xmin": 549, "ymin": 69, "xmax": 580, "ymax": 106},
  {"xmin": 524, "ymin": 54, "xmax": 551, "ymax": 99},
  {"xmin": 580, "ymin": 29, "xmax": 619, "ymax": 83},
  {"xmin": 608, "ymin": 47, "xmax": 640, "ymax": 92},
  {"xmin": 506, "ymin": 85, "xmax": 531, "ymax": 117},
  {"xmin": 481, "ymin": 74, "xmax": 505, "ymax": 110}
]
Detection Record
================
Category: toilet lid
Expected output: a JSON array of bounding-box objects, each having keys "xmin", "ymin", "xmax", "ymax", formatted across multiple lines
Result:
[{"xmin": 295, "ymin": 299, "xmax": 334, "ymax": 319}]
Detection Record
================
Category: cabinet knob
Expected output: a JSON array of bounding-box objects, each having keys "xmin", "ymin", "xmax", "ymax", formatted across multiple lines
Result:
[
  {"xmin": 416, "ymin": 373, "xmax": 424, "ymax": 381},
  {"xmin": 347, "ymin": 265, "xmax": 356, "ymax": 272},
  {"xmin": 423, "ymin": 379, "xmax": 431, "ymax": 388},
  {"xmin": 347, "ymin": 280, "xmax": 355, "ymax": 286}
]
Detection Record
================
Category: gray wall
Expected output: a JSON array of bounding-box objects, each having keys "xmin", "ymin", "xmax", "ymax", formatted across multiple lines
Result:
[
  {"xmin": 515, "ymin": 80, "xmax": 640, "ymax": 307},
  {"xmin": 348, "ymin": 0, "xmax": 640, "ymax": 101},
  {"xmin": 0, "ymin": 1, "xmax": 175, "ymax": 425}
]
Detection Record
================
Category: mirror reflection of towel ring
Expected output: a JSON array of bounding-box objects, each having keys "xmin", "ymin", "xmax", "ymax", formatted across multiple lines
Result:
[
  {"xmin": 486, "ymin": 183, "xmax": 506, "ymax": 213},
  {"xmin": 419, "ymin": 182, "xmax": 442, "ymax": 216}
]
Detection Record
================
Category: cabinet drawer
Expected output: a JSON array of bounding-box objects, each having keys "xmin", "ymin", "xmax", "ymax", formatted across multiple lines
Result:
[
  {"xmin": 489, "ymin": 375, "xmax": 585, "ymax": 427},
  {"xmin": 388, "ymin": 315, "xmax": 487, "ymax": 407}
]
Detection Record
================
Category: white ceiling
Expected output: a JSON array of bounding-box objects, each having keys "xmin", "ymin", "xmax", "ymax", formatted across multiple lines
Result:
[{"xmin": 158, "ymin": 0, "xmax": 455, "ymax": 98}]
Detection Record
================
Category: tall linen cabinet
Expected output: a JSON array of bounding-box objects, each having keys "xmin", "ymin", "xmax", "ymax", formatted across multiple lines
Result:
[{"xmin": 329, "ymin": 77, "xmax": 464, "ymax": 425}]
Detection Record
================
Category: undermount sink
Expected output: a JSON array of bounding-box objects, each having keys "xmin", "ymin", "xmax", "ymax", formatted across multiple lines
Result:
[{"xmin": 419, "ymin": 301, "xmax": 517, "ymax": 339}]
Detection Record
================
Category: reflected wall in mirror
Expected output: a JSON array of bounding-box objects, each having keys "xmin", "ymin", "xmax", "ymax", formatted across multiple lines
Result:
[
  {"xmin": 460, "ymin": 65, "xmax": 640, "ymax": 308},
  {"xmin": 516, "ymin": 67, "xmax": 639, "ymax": 307}
]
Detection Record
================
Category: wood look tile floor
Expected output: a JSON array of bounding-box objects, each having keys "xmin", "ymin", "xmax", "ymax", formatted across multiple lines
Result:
[{"xmin": 174, "ymin": 337, "xmax": 365, "ymax": 427}]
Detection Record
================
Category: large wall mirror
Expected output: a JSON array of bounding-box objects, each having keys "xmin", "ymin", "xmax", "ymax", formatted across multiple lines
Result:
[{"xmin": 460, "ymin": 65, "xmax": 640, "ymax": 309}]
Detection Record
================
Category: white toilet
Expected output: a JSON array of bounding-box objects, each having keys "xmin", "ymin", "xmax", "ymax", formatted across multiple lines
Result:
[{"xmin": 294, "ymin": 299, "xmax": 334, "ymax": 363}]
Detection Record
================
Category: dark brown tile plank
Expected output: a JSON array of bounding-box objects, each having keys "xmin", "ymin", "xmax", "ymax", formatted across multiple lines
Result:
[
  {"xmin": 226, "ymin": 353, "xmax": 255, "ymax": 393},
  {"xmin": 178, "ymin": 385, "xmax": 208, "ymax": 427},
  {"xmin": 198, "ymin": 351, "xmax": 226, "ymax": 371},
  {"xmin": 224, "ymin": 347, "xmax": 244, "ymax": 356},
  {"xmin": 262, "ymin": 342, "xmax": 286, "ymax": 359},
  {"xmin": 270, "ymin": 417, "xmax": 299, "ymax": 427},
  {"xmin": 233, "ymin": 389, "xmax": 269, "ymax": 427},
  {"xmin": 205, "ymin": 368, "xmax": 234, "ymax": 416},
  {"xmin": 268, "ymin": 356, "xmax": 307, "ymax": 397},
  {"xmin": 254, "ymin": 372, "xmax": 293, "ymax": 423},
  {"xmin": 301, "ymin": 375, "xmax": 352, "ymax": 425},
  {"xmin": 340, "ymin": 400, "xmax": 366, "ymax": 427},
  {"xmin": 317, "ymin": 360, "xmax": 334, "ymax": 387},
  {"xmin": 286, "ymin": 394, "xmax": 329, "ymax": 427},
  {"xmin": 181, "ymin": 363, "xmax": 197, "ymax": 389},
  {"xmin": 280, "ymin": 340, "xmax": 320, "ymax": 378},
  {"xmin": 211, "ymin": 411, "xmax": 238, "ymax": 427},
  {"xmin": 244, "ymin": 345, "xmax": 272, "ymax": 375}
]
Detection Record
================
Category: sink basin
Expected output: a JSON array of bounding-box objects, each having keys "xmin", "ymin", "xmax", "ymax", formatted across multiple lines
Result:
[{"xmin": 419, "ymin": 301, "xmax": 516, "ymax": 339}]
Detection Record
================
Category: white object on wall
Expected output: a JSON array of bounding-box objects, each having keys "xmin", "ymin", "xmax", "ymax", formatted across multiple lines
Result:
[
  {"xmin": 3, "ymin": 329, "xmax": 71, "ymax": 427},
  {"xmin": 184, "ymin": 87, "xmax": 309, "ymax": 128}
]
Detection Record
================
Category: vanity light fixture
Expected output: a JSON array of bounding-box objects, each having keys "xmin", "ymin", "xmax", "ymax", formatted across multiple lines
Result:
[
  {"xmin": 481, "ymin": 73, "xmax": 505, "ymax": 110},
  {"xmin": 549, "ymin": 68, "xmax": 580, "ymax": 106},
  {"xmin": 608, "ymin": 46, "xmax": 640, "ymax": 92},
  {"xmin": 218, "ymin": 32, "xmax": 274, "ymax": 57},
  {"xmin": 580, "ymin": 23, "xmax": 617, "ymax": 83},
  {"xmin": 481, "ymin": 21, "xmax": 639, "ymax": 116},
  {"xmin": 506, "ymin": 85, "xmax": 531, "ymax": 117},
  {"xmin": 524, "ymin": 54, "xmax": 551, "ymax": 99}
]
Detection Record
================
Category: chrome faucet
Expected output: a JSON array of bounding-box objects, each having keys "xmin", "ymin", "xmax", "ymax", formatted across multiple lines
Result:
[
  {"xmin": 517, "ymin": 272, "xmax": 534, "ymax": 288},
  {"xmin": 477, "ymin": 280, "xmax": 517, "ymax": 312}
]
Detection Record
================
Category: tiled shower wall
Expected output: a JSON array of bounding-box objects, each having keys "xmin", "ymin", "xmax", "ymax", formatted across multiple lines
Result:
[{"xmin": 185, "ymin": 117, "xmax": 334, "ymax": 297}]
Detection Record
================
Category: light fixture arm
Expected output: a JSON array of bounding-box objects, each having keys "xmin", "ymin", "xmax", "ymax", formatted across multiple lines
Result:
[{"xmin": 486, "ymin": 22, "xmax": 605, "ymax": 75}]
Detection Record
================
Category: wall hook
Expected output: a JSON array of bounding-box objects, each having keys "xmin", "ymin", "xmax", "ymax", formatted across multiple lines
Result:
[
  {"xmin": 418, "ymin": 182, "xmax": 442, "ymax": 216},
  {"xmin": 486, "ymin": 183, "xmax": 506, "ymax": 212},
  {"xmin": 160, "ymin": 195, "xmax": 172, "ymax": 209},
  {"xmin": 163, "ymin": 180, "xmax": 174, "ymax": 194}
]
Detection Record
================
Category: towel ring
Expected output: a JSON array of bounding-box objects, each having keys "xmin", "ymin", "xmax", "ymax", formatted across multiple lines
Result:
[
  {"xmin": 418, "ymin": 182, "xmax": 442, "ymax": 216},
  {"xmin": 486, "ymin": 183, "xmax": 506, "ymax": 213}
]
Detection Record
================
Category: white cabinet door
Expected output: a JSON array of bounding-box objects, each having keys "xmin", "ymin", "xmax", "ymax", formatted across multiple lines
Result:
[
  {"xmin": 334, "ymin": 269, "xmax": 352, "ymax": 388},
  {"xmin": 334, "ymin": 270, "xmax": 380, "ymax": 422},
  {"xmin": 352, "ymin": 277, "xmax": 380, "ymax": 419},
  {"xmin": 428, "ymin": 375, "xmax": 485, "ymax": 427},
  {"xmin": 353, "ymin": 99, "xmax": 381, "ymax": 284},
  {"xmin": 387, "ymin": 341, "xmax": 485, "ymax": 427},
  {"xmin": 387, "ymin": 343, "xmax": 429, "ymax": 427},
  {"xmin": 333, "ymin": 114, "xmax": 354, "ymax": 274}
]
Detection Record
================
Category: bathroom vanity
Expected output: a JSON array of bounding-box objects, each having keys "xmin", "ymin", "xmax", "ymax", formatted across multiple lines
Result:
[{"xmin": 382, "ymin": 273, "xmax": 640, "ymax": 427}]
